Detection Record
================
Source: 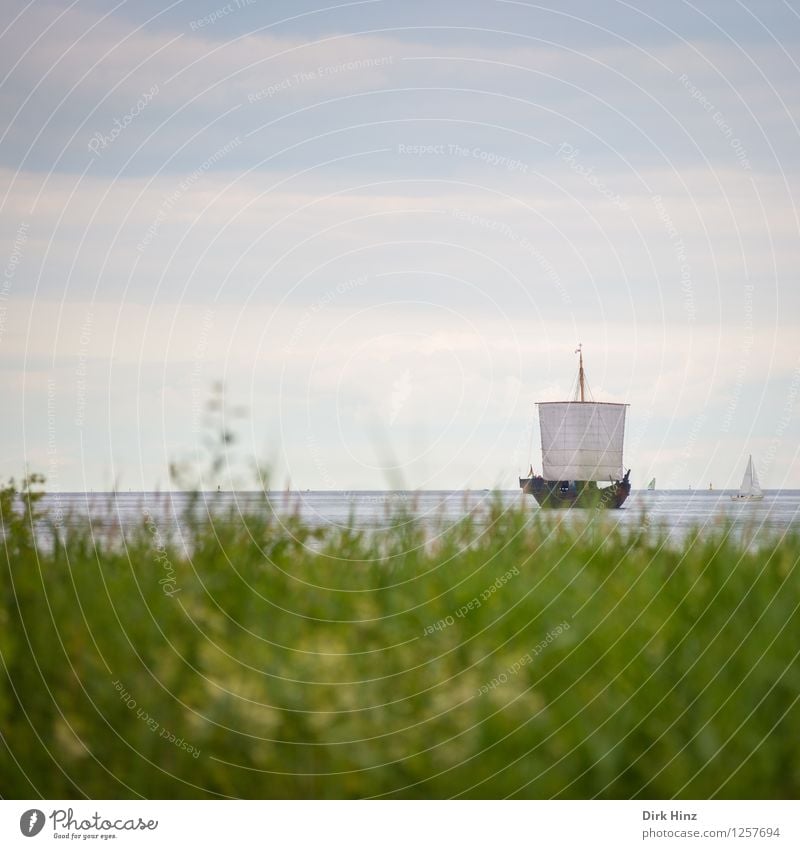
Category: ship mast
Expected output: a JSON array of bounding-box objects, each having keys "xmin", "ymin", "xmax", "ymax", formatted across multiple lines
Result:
[{"xmin": 576, "ymin": 343, "xmax": 585, "ymax": 402}]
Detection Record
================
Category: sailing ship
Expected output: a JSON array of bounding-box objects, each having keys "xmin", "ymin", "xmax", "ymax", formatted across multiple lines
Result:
[
  {"xmin": 647, "ymin": 477, "xmax": 656, "ymax": 491},
  {"xmin": 519, "ymin": 346, "xmax": 631, "ymax": 508},
  {"xmin": 730, "ymin": 455, "xmax": 764, "ymax": 501}
]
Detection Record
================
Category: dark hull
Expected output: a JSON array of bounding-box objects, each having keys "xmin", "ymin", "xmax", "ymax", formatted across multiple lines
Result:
[{"xmin": 519, "ymin": 474, "xmax": 631, "ymax": 509}]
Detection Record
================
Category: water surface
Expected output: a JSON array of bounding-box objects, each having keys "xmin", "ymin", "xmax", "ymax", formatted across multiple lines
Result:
[{"xmin": 34, "ymin": 488, "xmax": 800, "ymax": 549}]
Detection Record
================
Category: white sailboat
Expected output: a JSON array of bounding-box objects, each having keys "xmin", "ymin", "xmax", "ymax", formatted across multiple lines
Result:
[
  {"xmin": 730, "ymin": 455, "xmax": 764, "ymax": 501},
  {"xmin": 647, "ymin": 477, "xmax": 655, "ymax": 491}
]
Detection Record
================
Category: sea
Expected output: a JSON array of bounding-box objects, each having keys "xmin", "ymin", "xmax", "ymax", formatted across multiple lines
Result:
[{"xmin": 31, "ymin": 488, "xmax": 800, "ymax": 549}]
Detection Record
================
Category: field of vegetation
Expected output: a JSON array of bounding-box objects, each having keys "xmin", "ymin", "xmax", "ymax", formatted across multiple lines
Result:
[{"xmin": 1, "ymin": 474, "xmax": 798, "ymax": 799}]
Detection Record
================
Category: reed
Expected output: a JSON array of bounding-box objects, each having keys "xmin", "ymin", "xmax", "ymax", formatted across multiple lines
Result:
[{"xmin": 1, "ymin": 475, "xmax": 798, "ymax": 799}]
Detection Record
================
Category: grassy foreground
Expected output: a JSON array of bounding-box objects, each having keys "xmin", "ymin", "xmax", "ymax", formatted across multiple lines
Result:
[{"xmin": 1, "ymin": 477, "xmax": 798, "ymax": 799}]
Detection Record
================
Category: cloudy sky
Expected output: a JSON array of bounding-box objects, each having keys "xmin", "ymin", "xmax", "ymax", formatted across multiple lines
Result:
[{"xmin": 1, "ymin": 0, "xmax": 799, "ymax": 491}]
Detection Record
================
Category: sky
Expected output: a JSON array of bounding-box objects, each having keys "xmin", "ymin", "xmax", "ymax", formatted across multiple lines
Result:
[{"xmin": 1, "ymin": 0, "xmax": 799, "ymax": 491}]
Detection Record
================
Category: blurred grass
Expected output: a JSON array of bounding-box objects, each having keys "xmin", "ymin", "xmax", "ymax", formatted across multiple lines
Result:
[{"xmin": 1, "ymin": 474, "xmax": 798, "ymax": 799}]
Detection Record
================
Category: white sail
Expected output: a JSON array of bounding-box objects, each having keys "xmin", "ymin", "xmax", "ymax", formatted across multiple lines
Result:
[
  {"xmin": 538, "ymin": 401, "xmax": 627, "ymax": 481},
  {"xmin": 739, "ymin": 456, "xmax": 753, "ymax": 495},
  {"xmin": 739, "ymin": 455, "xmax": 763, "ymax": 496},
  {"xmin": 751, "ymin": 461, "xmax": 762, "ymax": 495},
  {"xmin": 647, "ymin": 477, "xmax": 655, "ymax": 490}
]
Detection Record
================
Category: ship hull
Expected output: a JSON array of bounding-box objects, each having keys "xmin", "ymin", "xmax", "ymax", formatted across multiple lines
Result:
[{"xmin": 519, "ymin": 475, "xmax": 631, "ymax": 509}]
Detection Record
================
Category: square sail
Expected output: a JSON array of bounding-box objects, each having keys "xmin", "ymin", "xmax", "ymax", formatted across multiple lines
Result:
[{"xmin": 538, "ymin": 401, "xmax": 628, "ymax": 481}]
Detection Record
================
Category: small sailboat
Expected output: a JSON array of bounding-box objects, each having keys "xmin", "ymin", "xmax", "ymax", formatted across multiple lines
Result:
[
  {"xmin": 731, "ymin": 455, "xmax": 764, "ymax": 501},
  {"xmin": 647, "ymin": 477, "xmax": 655, "ymax": 491}
]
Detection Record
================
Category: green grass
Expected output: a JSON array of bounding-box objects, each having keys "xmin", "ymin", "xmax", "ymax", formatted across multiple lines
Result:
[{"xmin": 1, "ymin": 475, "xmax": 798, "ymax": 799}]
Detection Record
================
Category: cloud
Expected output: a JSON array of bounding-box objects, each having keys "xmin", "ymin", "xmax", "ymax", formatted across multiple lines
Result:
[
  {"xmin": 4, "ymin": 4, "xmax": 800, "ymax": 177},
  {"xmin": 3, "ymin": 1, "xmax": 799, "ymax": 488}
]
